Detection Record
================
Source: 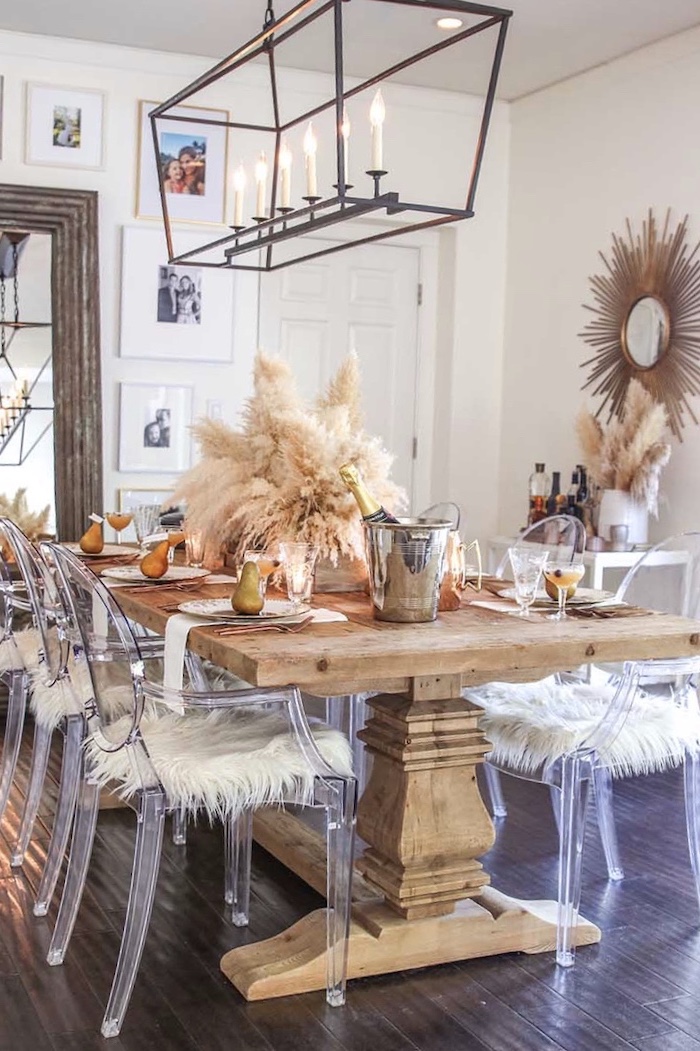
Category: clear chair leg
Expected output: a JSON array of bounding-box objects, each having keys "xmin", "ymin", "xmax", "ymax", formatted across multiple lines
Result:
[
  {"xmin": 101, "ymin": 788, "xmax": 166, "ymax": 1039},
  {"xmin": 11, "ymin": 717, "xmax": 52, "ymax": 867},
  {"xmin": 327, "ymin": 695, "xmax": 369, "ymax": 793},
  {"xmin": 172, "ymin": 806, "xmax": 187, "ymax": 845},
  {"xmin": 47, "ymin": 772, "xmax": 100, "ymax": 965},
  {"xmin": 556, "ymin": 756, "xmax": 590, "ymax": 968},
  {"xmin": 33, "ymin": 715, "xmax": 85, "ymax": 915},
  {"xmin": 324, "ymin": 776, "xmax": 357, "ymax": 1008},
  {"xmin": 483, "ymin": 762, "xmax": 508, "ymax": 819},
  {"xmin": 0, "ymin": 670, "xmax": 28, "ymax": 825},
  {"xmin": 592, "ymin": 765, "xmax": 624, "ymax": 881},
  {"xmin": 549, "ymin": 784, "xmax": 561, "ymax": 835},
  {"xmin": 225, "ymin": 810, "xmax": 252, "ymax": 927},
  {"xmin": 683, "ymin": 751, "xmax": 700, "ymax": 911}
]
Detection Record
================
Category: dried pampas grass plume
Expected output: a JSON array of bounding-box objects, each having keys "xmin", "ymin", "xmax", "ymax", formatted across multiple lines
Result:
[
  {"xmin": 575, "ymin": 378, "xmax": 671, "ymax": 516},
  {"xmin": 173, "ymin": 350, "xmax": 406, "ymax": 563},
  {"xmin": 0, "ymin": 488, "xmax": 50, "ymax": 540}
]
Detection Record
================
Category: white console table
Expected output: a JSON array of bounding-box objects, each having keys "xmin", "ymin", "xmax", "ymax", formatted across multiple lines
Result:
[{"xmin": 488, "ymin": 536, "xmax": 655, "ymax": 591}]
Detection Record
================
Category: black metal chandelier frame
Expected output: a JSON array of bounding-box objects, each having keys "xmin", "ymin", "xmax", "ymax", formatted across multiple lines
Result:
[{"xmin": 150, "ymin": 0, "xmax": 511, "ymax": 272}]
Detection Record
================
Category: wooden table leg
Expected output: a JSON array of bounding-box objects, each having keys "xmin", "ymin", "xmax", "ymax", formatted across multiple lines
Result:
[{"xmin": 221, "ymin": 675, "xmax": 599, "ymax": 999}]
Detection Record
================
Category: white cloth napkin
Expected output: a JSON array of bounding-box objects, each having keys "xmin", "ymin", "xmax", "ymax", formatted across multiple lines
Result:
[{"xmin": 163, "ymin": 607, "xmax": 349, "ymax": 692}]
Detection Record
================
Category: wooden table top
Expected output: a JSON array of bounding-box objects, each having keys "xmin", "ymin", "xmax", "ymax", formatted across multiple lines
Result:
[{"xmin": 112, "ymin": 580, "xmax": 700, "ymax": 697}]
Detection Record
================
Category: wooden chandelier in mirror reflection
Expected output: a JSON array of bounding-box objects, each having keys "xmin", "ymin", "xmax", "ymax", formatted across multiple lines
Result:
[
  {"xmin": 150, "ymin": 0, "xmax": 511, "ymax": 272},
  {"xmin": 579, "ymin": 210, "xmax": 700, "ymax": 441}
]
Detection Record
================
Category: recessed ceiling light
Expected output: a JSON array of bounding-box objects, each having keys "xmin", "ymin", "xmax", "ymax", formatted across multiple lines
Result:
[{"xmin": 436, "ymin": 16, "xmax": 463, "ymax": 30}]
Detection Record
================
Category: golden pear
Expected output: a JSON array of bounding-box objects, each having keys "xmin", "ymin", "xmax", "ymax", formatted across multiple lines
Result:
[
  {"xmin": 140, "ymin": 540, "xmax": 170, "ymax": 579},
  {"xmin": 231, "ymin": 561, "xmax": 264, "ymax": 615},
  {"xmin": 79, "ymin": 515, "xmax": 104, "ymax": 554},
  {"xmin": 544, "ymin": 574, "xmax": 578, "ymax": 602}
]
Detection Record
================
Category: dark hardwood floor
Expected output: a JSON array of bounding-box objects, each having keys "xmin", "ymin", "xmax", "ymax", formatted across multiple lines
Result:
[{"xmin": 2, "ymin": 721, "xmax": 700, "ymax": 1050}]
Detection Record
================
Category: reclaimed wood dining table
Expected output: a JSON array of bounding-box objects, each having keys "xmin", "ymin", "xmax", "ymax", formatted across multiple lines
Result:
[{"xmin": 114, "ymin": 578, "xmax": 700, "ymax": 1000}]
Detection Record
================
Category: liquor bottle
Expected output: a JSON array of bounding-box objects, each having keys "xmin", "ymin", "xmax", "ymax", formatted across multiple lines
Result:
[
  {"xmin": 576, "ymin": 465, "xmax": 589, "ymax": 506},
  {"xmin": 546, "ymin": 471, "xmax": 561, "ymax": 517},
  {"xmin": 566, "ymin": 470, "xmax": 582, "ymax": 519},
  {"xmin": 339, "ymin": 462, "xmax": 400, "ymax": 524},
  {"xmin": 527, "ymin": 463, "xmax": 549, "ymax": 526}
]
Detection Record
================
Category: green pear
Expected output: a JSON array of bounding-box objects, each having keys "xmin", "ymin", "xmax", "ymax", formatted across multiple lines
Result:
[{"xmin": 231, "ymin": 561, "xmax": 264, "ymax": 615}]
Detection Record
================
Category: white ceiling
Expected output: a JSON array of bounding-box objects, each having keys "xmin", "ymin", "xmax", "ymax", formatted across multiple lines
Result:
[{"xmin": 1, "ymin": 0, "xmax": 699, "ymax": 100}]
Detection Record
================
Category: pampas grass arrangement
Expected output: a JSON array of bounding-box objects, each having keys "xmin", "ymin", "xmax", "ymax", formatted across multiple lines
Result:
[
  {"xmin": 0, "ymin": 488, "xmax": 51, "ymax": 539},
  {"xmin": 575, "ymin": 378, "xmax": 671, "ymax": 515},
  {"xmin": 173, "ymin": 351, "xmax": 406, "ymax": 564}
]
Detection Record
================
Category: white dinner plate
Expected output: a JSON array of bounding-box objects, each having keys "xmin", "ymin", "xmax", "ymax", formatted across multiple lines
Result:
[
  {"xmin": 499, "ymin": 585, "xmax": 613, "ymax": 607},
  {"xmin": 100, "ymin": 565, "xmax": 210, "ymax": 584},
  {"xmin": 177, "ymin": 597, "xmax": 310, "ymax": 622},
  {"xmin": 65, "ymin": 542, "xmax": 132, "ymax": 559}
]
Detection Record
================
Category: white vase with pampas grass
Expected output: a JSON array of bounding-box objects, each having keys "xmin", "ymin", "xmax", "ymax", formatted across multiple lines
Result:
[{"xmin": 576, "ymin": 378, "xmax": 671, "ymax": 545}]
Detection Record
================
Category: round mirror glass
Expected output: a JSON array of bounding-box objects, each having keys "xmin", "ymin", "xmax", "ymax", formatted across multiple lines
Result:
[{"xmin": 624, "ymin": 296, "xmax": 669, "ymax": 368}]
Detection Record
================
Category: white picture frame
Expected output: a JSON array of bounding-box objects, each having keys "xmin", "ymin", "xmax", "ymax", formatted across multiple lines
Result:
[
  {"xmin": 118, "ymin": 383, "xmax": 193, "ymax": 473},
  {"xmin": 136, "ymin": 99, "xmax": 228, "ymax": 224},
  {"xmin": 119, "ymin": 227, "xmax": 235, "ymax": 362},
  {"xmin": 25, "ymin": 82, "xmax": 105, "ymax": 169},
  {"xmin": 118, "ymin": 487, "xmax": 177, "ymax": 513}
]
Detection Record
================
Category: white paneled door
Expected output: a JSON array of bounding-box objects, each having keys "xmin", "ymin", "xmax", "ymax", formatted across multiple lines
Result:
[{"xmin": 258, "ymin": 239, "xmax": 421, "ymax": 501}]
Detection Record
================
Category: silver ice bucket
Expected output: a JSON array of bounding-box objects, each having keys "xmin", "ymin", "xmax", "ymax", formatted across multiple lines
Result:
[{"xmin": 363, "ymin": 518, "xmax": 452, "ymax": 623}]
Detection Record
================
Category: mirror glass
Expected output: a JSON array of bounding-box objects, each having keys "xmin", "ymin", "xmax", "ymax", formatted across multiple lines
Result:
[
  {"xmin": 624, "ymin": 295, "xmax": 668, "ymax": 368},
  {"xmin": 0, "ymin": 233, "xmax": 55, "ymax": 532}
]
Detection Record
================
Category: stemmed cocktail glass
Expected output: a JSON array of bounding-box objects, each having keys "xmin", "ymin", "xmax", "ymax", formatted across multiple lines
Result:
[
  {"xmin": 104, "ymin": 512, "xmax": 133, "ymax": 545},
  {"xmin": 542, "ymin": 561, "xmax": 586, "ymax": 620}
]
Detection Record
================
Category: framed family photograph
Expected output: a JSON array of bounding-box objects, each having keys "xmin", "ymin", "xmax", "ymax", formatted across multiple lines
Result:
[
  {"xmin": 118, "ymin": 382, "xmax": 193, "ymax": 473},
  {"xmin": 25, "ymin": 82, "xmax": 105, "ymax": 169},
  {"xmin": 136, "ymin": 99, "xmax": 228, "ymax": 224},
  {"xmin": 119, "ymin": 227, "xmax": 235, "ymax": 362}
]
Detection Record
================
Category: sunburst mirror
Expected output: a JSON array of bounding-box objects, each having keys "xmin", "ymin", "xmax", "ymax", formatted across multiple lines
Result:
[{"xmin": 579, "ymin": 209, "xmax": 700, "ymax": 440}]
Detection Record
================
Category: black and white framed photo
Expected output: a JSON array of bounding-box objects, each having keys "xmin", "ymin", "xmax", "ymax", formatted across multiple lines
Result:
[
  {"xmin": 136, "ymin": 100, "xmax": 228, "ymax": 224},
  {"xmin": 25, "ymin": 83, "xmax": 105, "ymax": 169},
  {"xmin": 118, "ymin": 383, "xmax": 193, "ymax": 472},
  {"xmin": 119, "ymin": 227, "xmax": 235, "ymax": 362}
]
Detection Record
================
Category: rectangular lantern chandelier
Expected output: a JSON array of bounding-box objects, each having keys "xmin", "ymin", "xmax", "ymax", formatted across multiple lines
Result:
[{"xmin": 150, "ymin": 0, "xmax": 512, "ymax": 272}]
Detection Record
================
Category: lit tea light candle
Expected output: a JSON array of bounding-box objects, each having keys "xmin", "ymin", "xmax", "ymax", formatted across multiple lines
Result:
[
  {"xmin": 303, "ymin": 122, "xmax": 318, "ymax": 198},
  {"xmin": 233, "ymin": 164, "xmax": 246, "ymax": 227},
  {"xmin": 255, "ymin": 152, "xmax": 268, "ymax": 218},
  {"xmin": 279, "ymin": 142, "xmax": 292, "ymax": 208},
  {"xmin": 369, "ymin": 89, "xmax": 385, "ymax": 170}
]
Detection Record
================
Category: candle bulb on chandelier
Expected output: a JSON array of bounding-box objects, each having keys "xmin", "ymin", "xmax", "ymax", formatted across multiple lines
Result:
[
  {"xmin": 278, "ymin": 142, "xmax": 292, "ymax": 209},
  {"xmin": 370, "ymin": 89, "xmax": 385, "ymax": 171},
  {"xmin": 303, "ymin": 122, "xmax": 318, "ymax": 198},
  {"xmin": 254, "ymin": 152, "xmax": 268, "ymax": 219},
  {"xmin": 232, "ymin": 164, "xmax": 246, "ymax": 227},
  {"xmin": 341, "ymin": 108, "xmax": 350, "ymax": 187}
]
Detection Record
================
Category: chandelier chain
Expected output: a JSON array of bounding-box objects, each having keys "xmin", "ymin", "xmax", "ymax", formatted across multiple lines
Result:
[
  {"xmin": 0, "ymin": 272, "xmax": 5, "ymax": 357},
  {"xmin": 12, "ymin": 242, "xmax": 19, "ymax": 324}
]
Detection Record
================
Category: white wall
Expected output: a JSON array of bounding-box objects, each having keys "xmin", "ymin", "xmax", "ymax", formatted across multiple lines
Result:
[
  {"xmin": 0, "ymin": 29, "xmax": 509, "ymax": 543},
  {"xmin": 501, "ymin": 26, "xmax": 700, "ymax": 540}
]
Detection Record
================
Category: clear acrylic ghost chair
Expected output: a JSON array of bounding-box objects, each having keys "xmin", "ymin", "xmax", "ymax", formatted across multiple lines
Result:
[
  {"xmin": 325, "ymin": 500, "xmax": 465, "ymax": 793},
  {"xmin": 0, "ymin": 534, "xmax": 35, "ymax": 829},
  {"xmin": 486, "ymin": 514, "xmax": 589, "ymax": 818},
  {"xmin": 469, "ymin": 654, "xmax": 700, "ymax": 967},
  {"xmin": 0, "ymin": 519, "xmax": 86, "ymax": 920},
  {"xmin": 45, "ymin": 543, "xmax": 357, "ymax": 1039}
]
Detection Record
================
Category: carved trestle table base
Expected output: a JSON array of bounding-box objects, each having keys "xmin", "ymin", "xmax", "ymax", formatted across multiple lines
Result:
[{"xmin": 221, "ymin": 673, "xmax": 598, "ymax": 1000}]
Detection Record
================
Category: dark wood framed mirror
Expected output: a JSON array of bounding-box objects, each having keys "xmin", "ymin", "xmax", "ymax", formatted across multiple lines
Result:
[
  {"xmin": 0, "ymin": 184, "xmax": 102, "ymax": 539},
  {"xmin": 579, "ymin": 209, "xmax": 700, "ymax": 440}
]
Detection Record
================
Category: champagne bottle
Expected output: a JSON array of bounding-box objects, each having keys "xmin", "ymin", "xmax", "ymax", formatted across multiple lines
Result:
[{"xmin": 339, "ymin": 463, "xmax": 399, "ymax": 524}]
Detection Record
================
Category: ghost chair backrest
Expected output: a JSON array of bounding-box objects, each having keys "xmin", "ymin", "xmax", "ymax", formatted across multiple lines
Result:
[
  {"xmin": 496, "ymin": 515, "xmax": 586, "ymax": 578},
  {"xmin": 617, "ymin": 532, "xmax": 700, "ymax": 618}
]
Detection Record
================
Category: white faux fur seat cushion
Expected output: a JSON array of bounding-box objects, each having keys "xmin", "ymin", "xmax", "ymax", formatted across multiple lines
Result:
[
  {"xmin": 85, "ymin": 705, "xmax": 354, "ymax": 819},
  {"xmin": 465, "ymin": 677, "xmax": 700, "ymax": 778},
  {"xmin": 0, "ymin": 628, "xmax": 41, "ymax": 674}
]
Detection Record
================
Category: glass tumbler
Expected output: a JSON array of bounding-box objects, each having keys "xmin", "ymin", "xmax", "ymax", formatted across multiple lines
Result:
[
  {"xmin": 131, "ymin": 504, "xmax": 162, "ymax": 551},
  {"xmin": 279, "ymin": 542, "xmax": 319, "ymax": 610},
  {"xmin": 185, "ymin": 526, "xmax": 206, "ymax": 568}
]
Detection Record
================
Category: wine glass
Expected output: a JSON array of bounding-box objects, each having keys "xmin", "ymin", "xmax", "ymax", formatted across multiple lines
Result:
[
  {"xmin": 243, "ymin": 550, "xmax": 281, "ymax": 599},
  {"xmin": 542, "ymin": 561, "xmax": 586, "ymax": 620},
  {"xmin": 507, "ymin": 548, "xmax": 549, "ymax": 616},
  {"xmin": 104, "ymin": 511, "xmax": 133, "ymax": 545}
]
